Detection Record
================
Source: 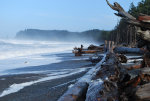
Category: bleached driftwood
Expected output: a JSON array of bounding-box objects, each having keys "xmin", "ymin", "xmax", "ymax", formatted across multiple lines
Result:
[
  {"xmin": 58, "ymin": 82, "xmax": 88, "ymax": 101},
  {"xmin": 58, "ymin": 54, "xmax": 107, "ymax": 101},
  {"xmin": 85, "ymin": 53, "xmax": 122, "ymax": 101}
]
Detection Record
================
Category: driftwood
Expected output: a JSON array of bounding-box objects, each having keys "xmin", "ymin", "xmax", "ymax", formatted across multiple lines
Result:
[
  {"xmin": 58, "ymin": 82, "xmax": 88, "ymax": 101},
  {"xmin": 85, "ymin": 80, "xmax": 118, "ymax": 101},
  {"xmin": 114, "ymin": 47, "xmax": 146, "ymax": 54},
  {"xmin": 128, "ymin": 52, "xmax": 150, "ymax": 70},
  {"xmin": 118, "ymin": 53, "xmax": 150, "ymax": 101},
  {"xmin": 106, "ymin": 0, "xmax": 150, "ymax": 51},
  {"xmin": 58, "ymin": 54, "xmax": 107, "ymax": 101},
  {"xmin": 87, "ymin": 45, "xmax": 103, "ymax": 50},
  {"xmin": 73, "ymin": 45, "xmax": 104, "ymax": 56},
  {"xmin": 85, "ymin": 53, "xmax": 123, "ymax": 101},
  {"xmin": 106, "ymin": 0, "xmax": 150, "ymax": 29},
  {"xmin": 135, "ymin": 83, "xmax": 150, "ymax": 101}
]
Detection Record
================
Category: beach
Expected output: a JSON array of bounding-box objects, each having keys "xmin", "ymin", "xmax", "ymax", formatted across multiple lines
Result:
[
  {"xmin": 0, "ymin": 39, "xmax": 96, "ymax": 101},
  {"xmin": 0, "ymin": 52, "xmax": 94, "ymax": 101}
]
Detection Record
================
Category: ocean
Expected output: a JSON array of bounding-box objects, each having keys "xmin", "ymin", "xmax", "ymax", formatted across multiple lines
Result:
[{"xmin": 0, "ymin": 39, "xmax": 94, "ymax": 101}]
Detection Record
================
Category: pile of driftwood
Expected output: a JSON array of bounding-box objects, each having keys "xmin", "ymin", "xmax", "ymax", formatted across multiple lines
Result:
[
  {"xmin": 58, "ymin": 52, "xmax": 150, "ymax": 101},
  {"xmin": 60, "ymin": 1, "xmax": 150, "ymax": 100}
]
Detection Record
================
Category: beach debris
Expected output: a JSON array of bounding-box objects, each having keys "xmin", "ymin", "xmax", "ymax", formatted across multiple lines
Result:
[
  {"xmin": 135, "ymin": 83, "xmax": 150, "ymax": 100},
  {"xmin": 87, "ymin": 45, "xmax": 102, "ymax": 50},
  {"xmin": 72, "ymin": 44, "xmax": 104, "ymax": 56},
  {"xmin": 58, "ymin": 82, "xmax": 88, "ymax": 101},
  {"xmin": 114, "ymin": 47, "xmax": 146, "ymax": 54},
  {"xmin": 60, "ymin": 48, "xmax": 150, "ymax": 101}
]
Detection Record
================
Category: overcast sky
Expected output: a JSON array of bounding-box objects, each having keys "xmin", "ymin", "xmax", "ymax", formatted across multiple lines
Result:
[{"xmin": 0, "ymin": 0, "xmax": 141, "ymax": 38}]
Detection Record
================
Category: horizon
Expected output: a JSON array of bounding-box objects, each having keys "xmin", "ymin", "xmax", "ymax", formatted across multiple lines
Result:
[{"xmin": 0, "ymin": 0, "xmax": 141, "ymax": 38}]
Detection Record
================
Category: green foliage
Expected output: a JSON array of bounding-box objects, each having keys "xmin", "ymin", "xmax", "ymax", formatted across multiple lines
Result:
[{"xmin": 128, "ymin": 0, "xmax": 150, "ymax": 17}]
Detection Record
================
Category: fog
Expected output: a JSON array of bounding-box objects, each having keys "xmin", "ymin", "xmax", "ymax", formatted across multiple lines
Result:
[{"xmin": 15, "ymin": 29, "xmax": 104, "ymax": 44}]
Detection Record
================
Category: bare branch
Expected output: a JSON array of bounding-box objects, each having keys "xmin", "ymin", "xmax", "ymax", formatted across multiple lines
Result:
[{"xmin": 106, "ymin": 0, "xmax": 136, "ymax": 20}]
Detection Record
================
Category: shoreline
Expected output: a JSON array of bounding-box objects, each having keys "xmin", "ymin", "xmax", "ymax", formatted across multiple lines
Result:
[{"xmin": 0, "ymin": 53, "xmax": 93, "ymax": 101}]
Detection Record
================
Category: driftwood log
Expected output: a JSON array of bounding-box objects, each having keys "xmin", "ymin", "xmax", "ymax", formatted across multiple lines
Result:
[
  {"xmin": 106, "ymin": 0, "xmax": 150, "ymax": 51},
  {"xmin": 135, "ymin": 83, "xmax": 150, "ymax": 100},
  {"xmin": 58, "ymin": 82, "xmax": 88, "ymax": 101},
  {"xmin": 85, "ymin": 53, "xmax": 125, "ymax": 101},
  {"xmin": 114, "ymin": 47, "xmax": 146, "ymax": 54}
]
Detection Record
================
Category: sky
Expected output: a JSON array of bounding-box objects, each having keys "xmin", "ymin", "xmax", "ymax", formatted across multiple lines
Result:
[{"xmin": 0, "ymin": 0, "xmax": 141, "ymax": 38}]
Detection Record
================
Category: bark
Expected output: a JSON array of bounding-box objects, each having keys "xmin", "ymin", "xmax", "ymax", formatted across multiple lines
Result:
[
  {"xmin": 58, "ymin": 82, "xmax": 88, "ymax": 101},
  {"xmin": 86, "ymin": 53, "xmax": 123, "ymax": 101},
  {"xmin": 135, "ymin": 83, "xmax": 150, "ymax": 101}
]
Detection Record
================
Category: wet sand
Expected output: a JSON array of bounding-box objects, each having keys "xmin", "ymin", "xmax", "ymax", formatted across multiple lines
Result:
[
  {"xmin": 0, "ymin": 53, "xmax": 94, "ymax": 101},
  {"xmin": 0, "ymin": 72, "xmax": 87, "ymax": 101}
]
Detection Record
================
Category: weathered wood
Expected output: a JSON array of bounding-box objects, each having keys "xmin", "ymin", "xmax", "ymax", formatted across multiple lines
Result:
[
  {"xmin": 72, "ymin": 45, "xmax": 104, "ymax": 56},
  {"xmin": 135, "ymin": 83, "xmax": 150, "ymax": 101},
  {"xmin": 137, "ymin": 27, "xmax": 150, "ymax": 42},
  {"xmin": 86, "ymin": 53, "xmax": 121, "ymax": 101},
  {"xmin": 73, "ymin": 50, "xmax": 103, "ymax": 54},
  {"xmin": 138, "ymin": 16, "xmax": 150, "ymax": 23},
  {"xmin": 114, "ymin": 47, "xmax": 145, "ymax": 54},
  {"xmin": 58, "ymin": 82, "xmax": 88, "ymax": 101},
  {"xmin": 108, "ymin": 41, "xmax": 111, "ymax": 52},
  {"xmin": 87, "ymin": 45, "xmax": 103, "ymax": 50},
  {"xmin": 111, "ymin": 41, "xmax": 115, "ymax": 53},
  {"xmin": 106, "ymin": 0, "xmax": 150, "ymax": 47},
  {"xmin": 58, "ymin": 54, "xmax": 107, "ymax": 101},
  {"xmin": 104, "ymin": 40, "xmax": 108, "ymax": 52},
  {"xmin": 106, "ymin": 0, "xmax": 136, "ymax": 20},
  {"xmin": 85, "ymin": 80, "xmax": 118, "ymax": 101},
  {"xmin": 106, "ymin": 0, "xmax": 150, "ymax": 29}
]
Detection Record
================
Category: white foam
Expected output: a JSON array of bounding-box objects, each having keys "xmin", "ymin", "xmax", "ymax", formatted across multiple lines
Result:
[
  {"xmin": 0, "ymin": 68, "xmax": 87, "ymax": 97},
  {"xmin": 0, "ymin": 39, "xmax": 75, "ymax": 60},
  {"xmin": 0, "ymin": 54, "xmax": 61, "ymax": 73}
]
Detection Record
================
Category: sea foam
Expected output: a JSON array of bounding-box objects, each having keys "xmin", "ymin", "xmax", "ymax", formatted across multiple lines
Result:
[{"xmin": 0, "ymin": 68, "xmax": 87, "ymax": 97}]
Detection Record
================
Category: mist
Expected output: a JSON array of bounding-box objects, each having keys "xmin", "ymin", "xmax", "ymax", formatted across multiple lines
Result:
[{"xmin": 15, "ymin": 29, "xmax": 104, "ymax": 44}]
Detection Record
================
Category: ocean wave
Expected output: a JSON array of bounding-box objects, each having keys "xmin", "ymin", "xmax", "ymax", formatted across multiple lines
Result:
[{"xmin": 0, "ymin": 39, "xmax": 74, "ymax": 60}]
